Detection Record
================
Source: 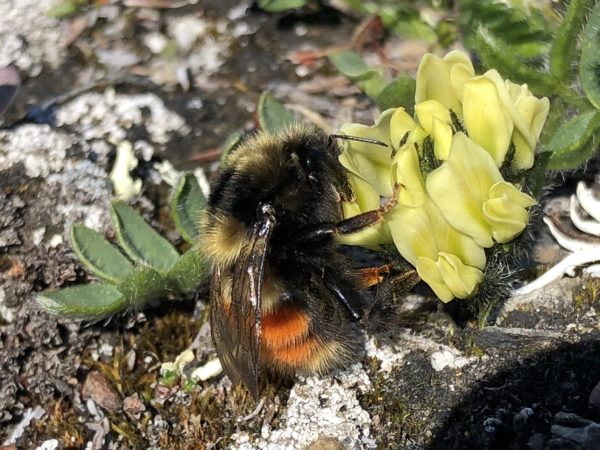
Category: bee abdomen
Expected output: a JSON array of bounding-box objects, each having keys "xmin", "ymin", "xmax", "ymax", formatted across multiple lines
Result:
[
  {"xmin": 261, "ymin": 307, "xmax": 353, "ymax": 374},
  {"xmin": 262, "ymin": 306, "xmax": 310, "ymax": 348}
]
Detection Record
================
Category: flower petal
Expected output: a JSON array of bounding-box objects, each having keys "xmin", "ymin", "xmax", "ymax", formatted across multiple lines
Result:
[
  {"xmin": 389, "ymin": 107, "xmax": 418, "ymax": 149},
  {"xmin": 415, "ymin": 53, "xmax": 462, "ymax": 114},
  {"xmin": 415, "ymin": 100, "xmax": 451, "ymax": 135},
  {"xmin": 462, "ymin": 76, "xmax": 514, "ymax": 166},
  {"xmin": 415, "ymin": 252, "xmax": 483, "ymax": 302},
  {"xmin": 512, "ymin": 96, "xmax": 550, "ymax": 169},
  {"xmin": 387, "ymin": 196, "xmax": 486, "ymax": 269},
  {"xmin": 422, "ymin": 201, "xmax": 486, "ymax": 269},
  {"xmin": 437, "ymin": 252, "xmax": 483, "ymax": 299},
  {"xmin": 489, "ymin": 180, "xmax": 536, "ymax": 208},
  {"xmin": 449, "ymin": 60, "xmax": 475, "ymax": 103},
  {"xmin": 338, "ymin": 173, "xmax": 392, "ymax": 249},
  {"xmin": 426, "ymin": 133, "xmax": 501, "ymax": 247},
  {"xmin": 387, "ymin": 203, "xmax": 439, "ymax": 265},
  {"xmin": 338, "ymin": 110, "xmax": 395, "ymax": 196},
  {"xmin": 416, "ymin": 256, "xmax": 454, "ymax": 302},
  {"xmin": 483, "ymin": 196, "xmax": 529, "ymax": 243},
  {"xmin": 432, "ymin": 116, "xmax": 453, "ymax": 160},
  {"xmin": 485, "ymin": 71, "xmax": 549, "ymax": 167},
  {"xmin": 391, "ymin": 144, "xmax": 427, "ymax": 207},
  {"xmin": 347, "ymin": 172, "xmax": 383, "ymax": 211},
  {"xmin": 483, "ymin": 181, "xmax": 536, "ymax": 243}
]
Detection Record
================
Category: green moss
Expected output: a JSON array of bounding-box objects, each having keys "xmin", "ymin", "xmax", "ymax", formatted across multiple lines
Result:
[
  {"xmin": 33, "ymin": 398, "xmax": 91, "ymax": 449},
  {"xmin": 359, "ymin": 358, "xmax": 418, "ymax": 448},
  {"xmin": 573, "ymin": 277, "xmax": 600, "ymax": 312}
]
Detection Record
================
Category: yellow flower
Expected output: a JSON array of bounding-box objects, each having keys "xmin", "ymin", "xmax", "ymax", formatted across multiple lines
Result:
[
  {"xmin": 426, "ymin": 133, "xmax": 536, "ymax": 248},
  {"xmin": 503, "ymin": 77, "xmax": 550, "ymax": 170},
  {"xmin": 414, "ymin": 100, "xmax": 453, "ymax": 160},
  {"xmin": 337, "ymin": 108, "xmax": 421, "ymax": 248},
  {"xmin": 387, "ymin": 195, "xmax": 485, "ymax": 302},
  {"xmin": 338, "ymin": 173, "xmax": 392, "ymax": 249},
  {"xmin": 338, "ymin": 109, "xmax": 396, "ymax": 197},
  {"xmin": 417, "ymin": 253, "xmax": 485, "ymax": 302},
  {"xmin": 462, "ymin": 70, "xmax": 549, "ymax": 169},
  {"xmin": 388, "ymin": 143, "xmax": 485, "ymax": 301},
  {"xmin": 414, "ymin": 53, "xmax": 549, "ymax": 169},
  {"xmin": 391, "ymin": 137, "xmax": 427, "ymax": 207},
  {"xmin": 338, "ymin": 107, "xmax": 427, "ymax": 195},
  {"xmin": 462, "ymin": 75, "xmax": 514, "ymax": 166},
  {"xmin": 415, "ymin": 50, "xmax": 475, "ymax": 116},
  {"xmin": 335, "ymin": 49, "xmax": 548, "ymax": 302}
]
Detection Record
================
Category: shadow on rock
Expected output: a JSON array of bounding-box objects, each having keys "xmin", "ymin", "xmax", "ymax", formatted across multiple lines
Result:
[{"xmin": 431, "ymin": 339, "xmax": 600, "ymax": 450}]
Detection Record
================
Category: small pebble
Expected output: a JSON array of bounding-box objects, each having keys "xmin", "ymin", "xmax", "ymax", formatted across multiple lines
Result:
[
  {"xmin": 305, "ymin": 437, "xmax": 345, "ymax": 450},
  {"xmin": 589, "ymin": 379, "xmax": 600, "ymax": 411},
  {"xmin": 81, "ymin": 371, "xmax": 122, "ymax": 413}
]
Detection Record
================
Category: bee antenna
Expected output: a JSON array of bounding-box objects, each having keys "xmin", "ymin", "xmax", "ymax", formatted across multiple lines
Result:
[{"xmin": 329, "ymin": 134, "xmax": 390, "ymax": 148}]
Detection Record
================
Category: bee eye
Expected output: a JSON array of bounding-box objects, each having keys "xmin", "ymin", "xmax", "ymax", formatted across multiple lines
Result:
[{"xmin": 305, "ymin": 149, "xmax": 324, "ymax": 170}]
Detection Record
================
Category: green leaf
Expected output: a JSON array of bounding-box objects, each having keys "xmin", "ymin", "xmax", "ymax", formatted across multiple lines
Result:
[
  {"xmin": 379, "ymin": 7, "xmax": 437, "ymax": 43},
  {"xmin": 118, "ymin": 266, "xmax": 167, "ymax": 307},
  {"xmin": 459, "ymin": 0, "xmax": 554, "ymax": 60},
  {"xmin": 329, "ymin": 50, "xmax": 372, "ymax": 78},
  {"xmin": 110, "ymin": 202, "xmax": 180, "ymax": 272},
  {"xmin": 46, "ymin": 0, "xmax": 82, "ymax": 18},
  {"xmin": 257, "ymin": 93, "xmax": 296, "ymax": 135},
  {"xmin": 546, "ymin": 111, "xmax": 600, "ymax": 169},
  {"xmin": 475, "ymin": 27, "xmax": 558, "ymax": 95},
  {"xmin": 38, "ymin": 284, "xmax": 126, "ymax": 319},
  {"xmin": 329, "ymin": 51, "xmax": 386, "ymax": 100},
  {"xmin": 258, "ymin": 0, "xmax": 307, "ymax": 12},
  {"xmin": 221, "ymin": 130, "xmax": 244, "ymax": 164},
  {"xmin": 580, "ymin": 1, "xmax": 600, "ymax": 109},
  {"xmin": 523, "ymin": 151, "xmax": 551, "ymax": 200},
  {"xmin": 166, "ymin": 247, "xmax": 209, "ymax": 294},
  {"xmin": 550, "ymin": 0, "xmax": 591, "ymax": 82},
  {"xmin": 170, "ymin": 174, "xmax": 206, "ymax": 244},
  {"xmin": 70, "ymin": 225, "xmax": 134, "ymax": 284},
  {"xmin": 375, "ymin": 76, "xmax": 416, "ymax": 114}
]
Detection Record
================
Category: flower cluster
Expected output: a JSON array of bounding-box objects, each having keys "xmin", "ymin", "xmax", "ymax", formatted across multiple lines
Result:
[{"xmin": 338, "ymin": 51, "xmax": 548, "ymax": 302}]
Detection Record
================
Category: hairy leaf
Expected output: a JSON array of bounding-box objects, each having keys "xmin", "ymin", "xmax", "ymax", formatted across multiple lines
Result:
[
  {"xmin": 257, "ymin": 92, "xmax": 296, "ymax": 134},
  {"xmin": 475, "ymin": 28, "xmax": 557, "ymax": 95},
  {"xmin": 221, "ymin": 130, "xmax": 244, "ymax": 163},
  {"xmin": 580, "ymin": 1, "xmax": 600, "ymax": 109},
  {"xmin": 110, "ymin": 202, "xmax": 180, "ymax": 272},
  {"xmin": 38, "ymin": 284, "xmax": 125, "ymax": 318},
  {"xmin": 329, "ymin": 50, "xmax": 386, "ymax": 100},
  {"xmin": 258, "ymin": 0, "xmax": 306, "ymax": 12},
  {"xmin": 459, "ymin": 0, "xmax": 553, "ymax": 60},
  {"xmin": 546, "ymin": 111, "xmax": 600, "ymax": 169},
  {"xmin": 166, "ymin": 246, "xmax": 209, "ymax": 293},
  {"xmin": 170, "ymin": 173, "xmax": 206, "ymax": 244},
  {"xmin": 118, "ymin": 266, "xmax": 167, "ymax": 306},
  {"xmin": 375, "ymin": 76, "xmax": 416, "ymax": 114},
  {"xmin": 551, "ymin": 0, "xmax": 591, "ymax": 82},
  {"xmin": 71, "ymin": 224, "xmax": 134, "ymax": 284},
  {"xmin": 379, "ymin": 5, "xmax": 437, "ymax": 42}
]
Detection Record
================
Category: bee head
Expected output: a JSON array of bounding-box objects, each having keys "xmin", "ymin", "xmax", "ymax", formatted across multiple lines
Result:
[{"xmin": 285, "ymin": 132, "xmax": 337, "ymax": 186}]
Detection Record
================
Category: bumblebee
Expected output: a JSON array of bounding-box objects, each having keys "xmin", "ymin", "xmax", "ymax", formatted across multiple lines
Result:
[{"xmin": 203, "ymin": 124, "xmax": 412, "ymax": 397}]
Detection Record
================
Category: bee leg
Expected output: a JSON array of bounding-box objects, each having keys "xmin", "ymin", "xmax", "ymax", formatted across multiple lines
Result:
[
  {"xmin": 298, "ymin": 184, "xmax": 401, "ymax": 243},
  {"xmin": 363, "ymin": 269, "xmax": 421, "ymax": 332},
  {"xmin": 355, "ymin": 264, "xmax": 393, "ymax": 288},
  {"xmin": 335, "ymin": 182, "xmax": 401, "ymax": 235},
  {"xmin": 320, "ymin": 270, "xmax": 365, "ymax": 320}
]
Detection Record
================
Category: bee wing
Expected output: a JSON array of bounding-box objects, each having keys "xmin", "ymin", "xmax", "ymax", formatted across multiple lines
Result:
[{"xmin": 210, "ymin": 205, "xmax": 276, "ymax": 398}]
